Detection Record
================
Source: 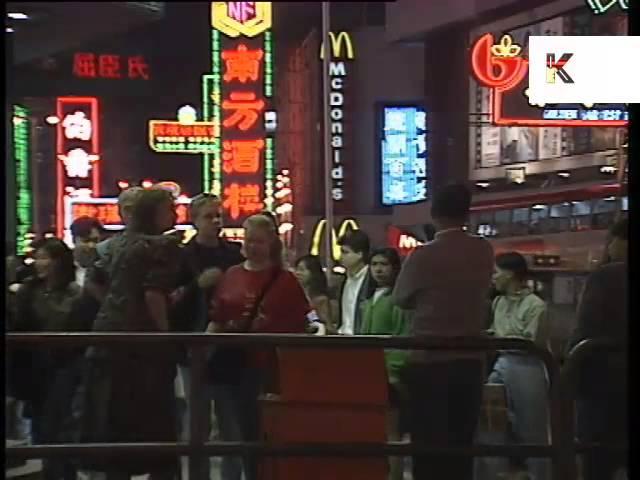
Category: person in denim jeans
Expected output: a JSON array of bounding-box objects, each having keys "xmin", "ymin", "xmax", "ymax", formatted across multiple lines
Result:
[{"xmin": 487, "ymin": 252, "xmax": 550, "ymax": 480}]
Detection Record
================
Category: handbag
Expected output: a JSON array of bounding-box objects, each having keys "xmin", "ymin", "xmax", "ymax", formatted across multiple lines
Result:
[{"xmin": 207, "ymin": 268, "xmax": 282, "ymax": 384}]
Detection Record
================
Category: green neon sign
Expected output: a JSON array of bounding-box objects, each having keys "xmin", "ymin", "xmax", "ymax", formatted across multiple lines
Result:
[{"xmin": 13, "ymin": 105, "xmax": 32, "ymax": 256}]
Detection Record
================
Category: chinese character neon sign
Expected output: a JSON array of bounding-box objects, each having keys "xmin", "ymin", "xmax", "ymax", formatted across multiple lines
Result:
[
  {"xmin": 381, "ymin": 106, "xmax": 428, "ymax": 206},
  {"xmin": 470, "ymin": 33, "xmax": 628, "ymax": 127},
  {"xmin": 56, "ymin": 97, "xmax": 101, "ymax": 238},
  {"xmin": 586, "ymin": 0, "xmax": 628, "ymax": 14},
  {"xmin": 209, "ymin": 1, "xmax": 275, "ymax": 226},
  {"xmin": 73, "ymin": 53, "xmax": 151, "ymax": 80},
  {"xmin": 13, "ymin": 105, "xmax": 33, "ymax": 256}
]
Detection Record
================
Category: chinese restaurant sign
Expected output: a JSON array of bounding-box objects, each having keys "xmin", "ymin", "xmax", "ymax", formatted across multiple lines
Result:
[
  {"xmin": 209, "ymin": 2, "xmax": 275, "ymax": 226},
  {"xmin": 73, "ymin": 53, "xmax": 151, "ymax": 80},
  {"xmin": 13, "ymin": 105, "xmax": 33, "ymax": 256},
  {"xmin": 148, "ymin": 121, "xmax": 218, "ymax": 154},
  {"xmin": 470, "ymin": 33, "xmax": 628, "ymax": 127},
  {"xmin": 380, "ymin": 106, "xmax": 428, "ymax": 206},
  {"xmin": 56, "ymin": 97, "xmax": 101, "ymax": 238}
]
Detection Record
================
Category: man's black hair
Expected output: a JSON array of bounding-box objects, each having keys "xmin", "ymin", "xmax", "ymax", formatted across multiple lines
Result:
[
  {"xmin": 496, "ymin": 251, "xmax": 529, "ymax": 280},
  {"xmin": 430, "ymin": 183, "xmax": 472, "ymax": 222},
  {"xmin": 70, "ymin": 216, "xmax": 104, "ymax": 240},
  {"xmin": 337, "ymin": 229, "xmax": 371, "ymax": 259}
]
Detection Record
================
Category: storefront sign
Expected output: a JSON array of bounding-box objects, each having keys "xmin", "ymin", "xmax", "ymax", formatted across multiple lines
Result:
[
  {"xmin": 56, "ymin": 97, "xmax": 101, "ymax": 237},
  {"xmin": 320, "ymin": 32, "xmax": 355, "ymax": 205},
  {"xmin": 73, "ymin": 53, "xmax": 150, "ymax": 80},
  {"xmin": 470, "ymin": 33, "xmax": 628, "ymax": 127},
  {"xmin": 380, "ymin": 105, "xmax": 428, "ymax": 205},
  {"xmin": 13, "ymin": 105, "xmax": 33, "ymax": 256},
  {"xmin": 387, "ymin": 225, "xmax": 424, "ymax": 257},
  {"xmin": 209, "ymin": 2, "xmax": 275, "ymax": 226},
  {"xmin": 309, "ymin": 218, "xmax": 359, "ymax": 262}
]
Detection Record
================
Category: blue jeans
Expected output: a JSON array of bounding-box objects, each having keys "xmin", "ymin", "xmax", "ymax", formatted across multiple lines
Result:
[
  {"xmin": 487, "ymin": 353, "xmax": 550, "ymax": 480},
  {"xmin": 212, "ymin": 370, "xmax": 263, "ymax": 480}
]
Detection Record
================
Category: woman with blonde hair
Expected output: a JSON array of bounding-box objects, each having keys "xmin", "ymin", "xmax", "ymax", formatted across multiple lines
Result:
[{"xmin": 206, "ymin": 213, "xmax": 309, "ymax": 480}]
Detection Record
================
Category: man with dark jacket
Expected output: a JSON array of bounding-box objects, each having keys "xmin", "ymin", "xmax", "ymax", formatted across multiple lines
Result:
[
  {"xmin": 171, "ymin": 193, "xmax": 244, "ymax": 464},
  {"xmin": 568, "ymin": 218, "xmax": 628, "ymax": 480}
]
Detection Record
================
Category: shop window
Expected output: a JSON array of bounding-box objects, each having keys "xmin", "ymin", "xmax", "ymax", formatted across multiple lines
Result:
[
  {"xmin": 474, "ymin": 211, "xmax": 496, "ymax": 237},
  {"xmin": 593, "ymin": 197, "xmax": 617, "ymax": 230},
  {"xmin": 547, "ymin": 203, "xmax": 571, "ymax": 233},
  {"xmin": 530, "ymin": 204, "xmax": 549, "ymax": 235},
  {"xmin": 494, "ymin": 209, "xmax": 512, "ymax": 237},
  {"xmin": 512, "ymin": 207, "xmax": 529, "ymax": 236},
  {"xmin": 570, "ymin": 200, "xmax": 592, "ymax": 232}
]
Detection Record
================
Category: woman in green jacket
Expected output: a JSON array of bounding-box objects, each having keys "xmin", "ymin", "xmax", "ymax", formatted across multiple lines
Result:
[{"xmin": 359, "ymin": 248, "xmax": 411, "ymax": 480}]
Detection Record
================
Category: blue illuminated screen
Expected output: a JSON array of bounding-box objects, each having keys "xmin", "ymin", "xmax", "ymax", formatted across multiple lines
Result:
[{"xmin": 381, "ymin": 106, "xmax": 428, "ymax": 206}]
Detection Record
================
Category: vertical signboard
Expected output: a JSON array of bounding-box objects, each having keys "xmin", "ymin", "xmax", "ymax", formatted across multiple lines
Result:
[
  {"xmin": 13, "ymin": 105, "xmax": 32, "ymax": 255},
  {"xmin": 56, "ymin": 97, "xmax": 101, "ymax": 237},
  {"xmin": 209, "ymin": 2, "xmax": 275, "ymax": 226},
  {"xmin": 320, "ymin": 32, "xmax": 355, "ymax": 210},
  {"xmin": 380, "ymin": 105, "xmax": 428, "ymax": 206}
]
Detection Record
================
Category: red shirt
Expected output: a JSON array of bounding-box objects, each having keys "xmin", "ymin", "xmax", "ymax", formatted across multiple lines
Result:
[{"xmin": 211, "ymin": 264, "xmax": 309, "ymax": 334}]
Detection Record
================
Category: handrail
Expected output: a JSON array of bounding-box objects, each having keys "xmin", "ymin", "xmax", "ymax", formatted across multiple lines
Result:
[
  {"xmin": 6, "ymin": 333, "xmax": 563, "ymax": 480},
  {"xmin": 558, "ymin": 338, "xmax": 628, "ymax": 479}
]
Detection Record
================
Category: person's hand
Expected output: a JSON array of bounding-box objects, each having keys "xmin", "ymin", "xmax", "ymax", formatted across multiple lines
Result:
[
  {"xmin": 197, "ymin": 267, "xmax": 223, "ymax": 290},
  {"xmin": 206, "ymin": 321, "xmax": 221, "ymax": 333}
]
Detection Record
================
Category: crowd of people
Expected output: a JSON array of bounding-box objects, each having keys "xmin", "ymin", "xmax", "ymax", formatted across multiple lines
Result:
[{"xmin": 6, "ymin": 183, "xmax": 627, "ymax": 480}]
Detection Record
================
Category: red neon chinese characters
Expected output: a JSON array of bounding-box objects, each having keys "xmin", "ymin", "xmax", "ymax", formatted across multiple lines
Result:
[
  {"xmin": 222, "ymin": 139, "xmax": 264, "ymax": 174},
  {"xmin": 73, "ymin": 53, "xmax": 97, "ymax": 78},
  {"xmin": 471, "ymin": 34, "xmax": 528, "ymax": 92},
  {"xmin": 222, "ymin": 92, "xmax": 265, "ymax": 130},
  {"xmin": 98, "ymin": 55, "xmax": 121, "ymax": 79},
  {"xmin": 222, "ymin": 44, "xmax": 264, "ymax": 83},
  {"xmin": 128, "ymin": 55, "xmax": 150, "ymax": 80},
  {"xmin": 223, "ymin": 183, "xmax": 264, "ymax": 220}
]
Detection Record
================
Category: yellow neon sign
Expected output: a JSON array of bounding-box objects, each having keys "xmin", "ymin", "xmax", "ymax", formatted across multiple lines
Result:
[
  {"xmin": 320, "ymin": 32, "xmax": 355, "ymax": 60},
  {"xmin": 211, "ymin": 2, "xmax": 272, "ymax": 38},
  {"xmin": 310, "ymin": 218, "xmax": 360, "ymax": 261}
]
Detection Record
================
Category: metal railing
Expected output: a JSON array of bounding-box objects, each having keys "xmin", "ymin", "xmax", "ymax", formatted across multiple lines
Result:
[
  {"xmin": 557, "ymin": 338, "xmax": 628, "ymax": 480},
  {"xmin": 7, "ymin": 333, "xmax": 563, "ymax": 479}
]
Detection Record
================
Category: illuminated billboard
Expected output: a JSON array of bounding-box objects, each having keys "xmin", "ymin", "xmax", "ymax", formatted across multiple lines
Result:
[
  {"xmin": 208, "ymin": 1, "xmax": 275, "ymax": 226},
  {"xmin": 380, "ymin": 105, "xmax": 428, "ymax": 206},
  {"xmin": 469, "ymin": 10, "xmax": 628, "ymax": 170},
  {"xmin": 13, "ymin": 105, "xmax": 33, "ymax": 255},
  {"xmin": 56, "ymin": 96, "xmax": 101, "ymax": 237}
]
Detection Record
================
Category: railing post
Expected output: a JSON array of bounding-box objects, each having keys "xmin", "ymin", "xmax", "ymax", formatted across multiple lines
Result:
[{"xmin": 188, "ymin": 345, "xmax": 208, "ymax": 480}]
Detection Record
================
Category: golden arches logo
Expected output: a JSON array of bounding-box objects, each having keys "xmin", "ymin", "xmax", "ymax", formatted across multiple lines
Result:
[
  {"xmin": 319, "ymin": 32, "xmax": 355, "ymax": 60},
  {"xmin": 310, "ymin": 218, "xmax": 360, "ymax": 261}
]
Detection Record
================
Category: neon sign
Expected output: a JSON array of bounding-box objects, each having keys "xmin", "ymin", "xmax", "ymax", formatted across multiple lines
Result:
[
  {"xmin": 73, "ymin": 53, "xmax": 150, "ymax": 80},
  {"xmin": 309, "ymin": 218, "xmax": 359, "ymax": 262},
  {"xmin": 470, "ymin": 33, "xmax": 628, "ymax": 127},
  {"xmin": 13, "ymin": 105, "xmax": 33, "ymax": 256},
  {"xmin": 319, "ymin": 32, "xmax": 356, "ymax": 205},
  {"xmin": 211, "ymin": 2, "xmax": 272, "ymax": 38},
  {"xmin": 387, "ymin": 226, "xmax": 424, "ymax": 257},
  {"xmin": 586, "ymin": 0, "xmax": 628, "ymax": 14},
  {"xmin": 64, "ymin": 196, "xmax": 245, "ymax": 245},
  {"xmin": 56, "ymin": 97, "xmax": 101, "ymax": 238},
  {"xmin": 381, "ymin": 106, "xmax": 428, "ymax": 206},
  {"xmin": 210, "ymin": 1, "xmax": 275, "ymax": 226}
]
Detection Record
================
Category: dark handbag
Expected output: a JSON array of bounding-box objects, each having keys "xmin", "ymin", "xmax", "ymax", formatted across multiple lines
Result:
[{"xmin": 207, "ymin": 268, "xmax": 282, "ymax": 384}]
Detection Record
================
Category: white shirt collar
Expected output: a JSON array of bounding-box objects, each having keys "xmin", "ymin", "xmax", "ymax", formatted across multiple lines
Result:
[{"xmin": 347, "ymin": 264, "xmax": 368, "ymax": 281}]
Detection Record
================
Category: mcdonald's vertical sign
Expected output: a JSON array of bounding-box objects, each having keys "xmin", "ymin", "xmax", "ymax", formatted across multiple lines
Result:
[{"xmin": 319, "ymin": 32, "xmax": 356, "ymax": 211}]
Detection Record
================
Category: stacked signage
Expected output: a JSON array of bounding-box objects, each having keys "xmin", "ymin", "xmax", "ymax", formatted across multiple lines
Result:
[
  {"xmin": 13, "ymin": 105, "xmax": 32, "ymax": 255},
  {"xmin": 56, "ymin": 97, "xmax": 101, "ymax": 237},
  {"xmin": 208, "ymin": 1, "xmax": 275, "ymax": 226},
  {"xmin": 381, "ymin": 106, "xmax": 428, "ymax": 206}
]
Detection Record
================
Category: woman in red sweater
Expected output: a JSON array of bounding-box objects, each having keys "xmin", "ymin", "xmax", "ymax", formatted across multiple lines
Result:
[{"xmin": 206, "ymin": 213, "xmax": 309, "ymax": 480}]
